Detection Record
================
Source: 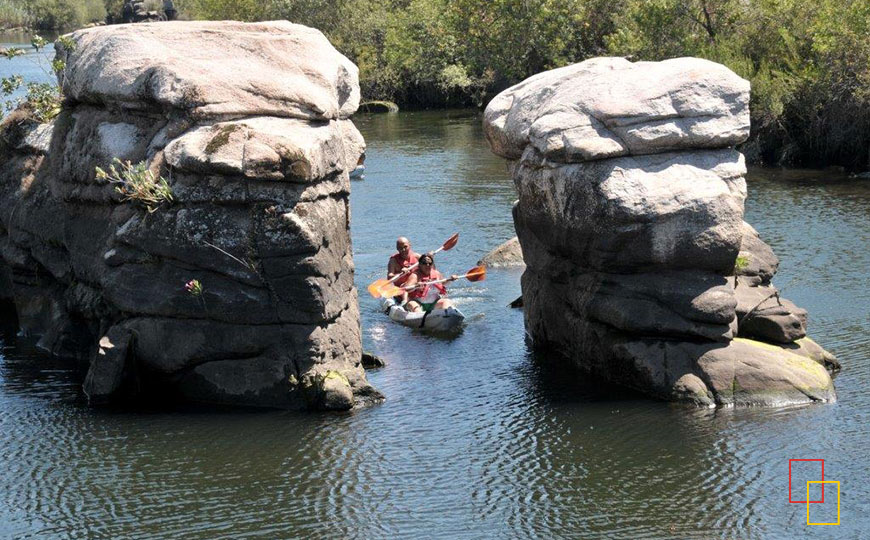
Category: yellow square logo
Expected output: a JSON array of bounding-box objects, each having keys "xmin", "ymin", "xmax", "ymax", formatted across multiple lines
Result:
[{"xmin": 806, "ymin": 481, "xmax": 840, "ymax": 525}]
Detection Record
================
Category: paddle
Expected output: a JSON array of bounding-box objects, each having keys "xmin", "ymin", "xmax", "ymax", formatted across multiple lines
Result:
[
  {"xmin": 366, "ymin": 233, "xmax": 459, "ymax": 297},
  {"xmin": 378, "ymin": 266, "xmax": 486, "ymax": 298}
]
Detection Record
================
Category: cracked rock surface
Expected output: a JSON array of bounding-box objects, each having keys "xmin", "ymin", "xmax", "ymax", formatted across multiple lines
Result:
[
  {"xmin": 484, "ymin": 57, "xmax": 837, "ymax": 407},
  {"xmin": 0, "ymin": 21, "xmax": 380, "ymax": 410}
]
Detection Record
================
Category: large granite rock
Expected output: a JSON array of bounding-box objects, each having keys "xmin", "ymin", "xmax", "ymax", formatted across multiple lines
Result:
[
  {"xmin": 59, "ymin": 21, "xmax": 359, "ymax": 119},
  {"xmin": 485, "ymin": 57, "xmax": 837, "ymax": 407},
  {"xmin": 0, "ymin": 21, "xmax": 380, "ymax": 411}
]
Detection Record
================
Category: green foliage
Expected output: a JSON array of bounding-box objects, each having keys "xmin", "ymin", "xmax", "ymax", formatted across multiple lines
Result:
[
  {"xmin": 22, "ymin": 81, "xmax": 61, "ymax": 121},
  {"xmin": 2, "ymin": 0, "xmax": 106, "ymax": 30},
  {"xmin": 605, "ymin": 0, "xmax": 870, "ymax": 168},
  {"xmin": 2, "ymin": 47, "xmax": 24, "ymax": 59},
  {"xmin": 0, "ymin": 0, "xmax": 29, "ymax": 28},
  {"xmin": 2, "ymin": 0, "xmax": 869, "ymax": 169},
  {"xmin": 185, "ymin": 279, "xmax": 203, "ymax": 297},
  {"xmin": 95, "ymin": 158, "xmax": 175, "ymax": 213},
  {"xmin": 1, "ymin": 34, "xmax": 71, "ymax": 123},
  {"xmin": 180, "ymin": 0, "xmax": 269, "ymax": 21}
]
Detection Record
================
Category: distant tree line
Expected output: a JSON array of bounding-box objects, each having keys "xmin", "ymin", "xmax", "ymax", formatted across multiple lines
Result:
[
  {"xmin": 2, "ymin": 0, "xmax": 869, "ymax": 169},
  {"xmin": 0, "ymin": 0, "xmax": 107, "ymax": 30}
]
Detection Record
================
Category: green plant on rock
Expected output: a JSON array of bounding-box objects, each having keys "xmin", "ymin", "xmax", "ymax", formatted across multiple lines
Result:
[
  {"xmin": 95, "ymin": 158, "xmax": 175, "ymax": 213},
  {"xmin": 2, "ymin": 47, "xmax": 24, "ymax": 59},
  {"xmin": 1, "ymin": 34, "xmax": 73, "ymax": 123},
  {"xmin": 734, "ymin": 255, "xmax": 749, "ymax": 273}
]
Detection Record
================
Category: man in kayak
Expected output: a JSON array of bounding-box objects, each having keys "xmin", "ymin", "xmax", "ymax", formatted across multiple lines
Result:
[
  {"xmin": 404, "ymin": 253, "xmax": 458, "ymax": 312},
  {"xmin": 387, "ymin": 237, "xmax": 420, "ymax": 287}
]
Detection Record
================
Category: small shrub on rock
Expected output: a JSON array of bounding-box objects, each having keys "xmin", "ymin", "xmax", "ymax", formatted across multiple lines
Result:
[{"xmin": 95, "ymin": 158, "xmax": 174, "ymax": 213}]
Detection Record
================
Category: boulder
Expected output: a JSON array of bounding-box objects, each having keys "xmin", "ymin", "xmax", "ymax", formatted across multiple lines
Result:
[
  {"xmin": 484, "ymin": 57, "xmax": 750, "ymax": 162},
  {"xmin": 478, "ymin": 236, "xmax": 525, "ymax": 267},
  {"xmin": 0, "ymin": 21, "xmax": 380, "ymax": 411},
  {"xmin": 735, "ymin": 221, "xmax": 778, "ymax": 284},
  {"xmin": 787, "ymin": 337, "xmax": 840, "ymax": 371},
  {"xmin": 361, "ymin": 351, "xmax": 386, "ymax": 369},
  {"xmin": 485, "ymin": 57, "xmax": 836, "ymax": 407},
  {"xmin": 735, "ymin": 282, "xmax": 807, "ymax": 343},
  {"xmin": 58, "ymin": 21, "xmax": 360, "ymax": 120},
  {"xmin": 83, "ymin": 326, "xmax": 134, "ymax": 405},
  {"xmin": 164, "ymin": 117, "xmax": 365, "ymax": 182}
]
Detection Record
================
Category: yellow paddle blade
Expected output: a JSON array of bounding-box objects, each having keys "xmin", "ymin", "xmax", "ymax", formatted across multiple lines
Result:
[
  {"xmin": 367, "ymin": 278, "xmax": 390, "ymax": 298},
  {"xmin": 379, "ymin": 284, "xmax": 405, "ymax": 298}
]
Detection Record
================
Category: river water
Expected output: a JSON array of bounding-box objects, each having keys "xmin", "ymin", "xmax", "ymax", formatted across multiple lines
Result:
[{"xmin": 2, "ymin": 34, "xmax": 869, "ymax": 538}]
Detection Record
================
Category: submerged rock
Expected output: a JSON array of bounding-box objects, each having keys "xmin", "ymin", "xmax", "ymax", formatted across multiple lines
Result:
[
  {"xmin": 358, "ymin": 101, "xmax": 399, "ymax": 113},
  {"xmin": 0, "ymin": 21, "xmax": 381, "ymax": 411},
  {"xmin": 484, "ymin": 57, "xmax": 836, "ymax": 407},
  {"xmin": 361, "ymin": 351, "xmax": 386, "ymax": 369},
  {"xmin": 478, "ymin": 236, "xmax": 525, "ymax": 267}
]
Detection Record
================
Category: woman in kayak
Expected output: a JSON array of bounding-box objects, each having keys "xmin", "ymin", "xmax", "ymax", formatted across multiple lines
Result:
[{"xmin": 404, "ymin": 253, "xmax": 458, "ymax": 313}]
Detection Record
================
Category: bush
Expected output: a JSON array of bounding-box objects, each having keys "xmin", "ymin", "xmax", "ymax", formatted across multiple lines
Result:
[
  {"xmin": 95, "ymin": 158, "xmax": 175, "ymax": 213},
  {"xmin": 5, "ymin": 0, "xmax": 869, "ymax": 169}
]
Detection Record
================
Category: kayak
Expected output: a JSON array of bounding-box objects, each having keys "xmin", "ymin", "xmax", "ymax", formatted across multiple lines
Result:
[{"xmin": 380, "ymin": 297, "xmax": 465, "ymax": 332}]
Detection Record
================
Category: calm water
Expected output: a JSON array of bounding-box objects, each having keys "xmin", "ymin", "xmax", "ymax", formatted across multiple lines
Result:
[{"xmin": 2, "ymin": 34, "xmax": 869, "ymax": 538}]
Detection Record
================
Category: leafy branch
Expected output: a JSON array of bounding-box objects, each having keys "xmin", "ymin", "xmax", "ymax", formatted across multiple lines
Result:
[{"xmin": 0, "ymin": 34, "xmax": 75, "ymax": 123}]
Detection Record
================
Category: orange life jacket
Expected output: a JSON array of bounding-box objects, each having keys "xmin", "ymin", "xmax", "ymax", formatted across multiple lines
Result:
[
  {"xmin": 409, "ymin": 270, "xmax": 447, "ymax": 301},
  {"xmin": 389, "ymin": 252, "xmax": 418, "ymax": 286}
]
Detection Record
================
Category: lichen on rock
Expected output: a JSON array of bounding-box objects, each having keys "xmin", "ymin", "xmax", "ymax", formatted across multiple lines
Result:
[{"xmin": 484, "ymin": 56, "xmax": 837, "ymax": 407}]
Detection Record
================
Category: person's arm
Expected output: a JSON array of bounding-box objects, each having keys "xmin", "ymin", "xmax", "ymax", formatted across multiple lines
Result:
[
  {"xmin": 402, "ymin": 273, "xmax": 418, "ymax": 304},
  {"xmin": 387, "ymin": 258, "xmax": 399, "ymax": 279}
]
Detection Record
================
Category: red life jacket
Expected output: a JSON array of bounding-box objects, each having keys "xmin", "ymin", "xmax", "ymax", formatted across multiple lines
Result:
[
  {"xmin": 389, "ymin": 252, "xmax": 418, "ymax": 286},
  {"xmin": 409, "ymin": 270, "xmax": 447, "ymax": 301}
]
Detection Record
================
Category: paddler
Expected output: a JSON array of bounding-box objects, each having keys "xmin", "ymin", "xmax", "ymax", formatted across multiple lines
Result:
[
  {"xmin": 404, "ymin": 253, "xmax": 458, "ymax": 312},
  {"xmin": 387, "ymin": 237, "xmax": 420, "ymax": 287}
]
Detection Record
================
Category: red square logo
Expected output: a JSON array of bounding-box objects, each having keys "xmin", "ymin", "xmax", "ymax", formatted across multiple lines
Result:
[{"xmin": 789, "ymin": 459, "xmax": 825, "ymax": 503}]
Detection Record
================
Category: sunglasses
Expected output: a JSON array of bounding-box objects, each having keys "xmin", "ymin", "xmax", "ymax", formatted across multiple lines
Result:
[{"xmin": 420, "ymin": 261, "xmax": 433, "ymax": 265}]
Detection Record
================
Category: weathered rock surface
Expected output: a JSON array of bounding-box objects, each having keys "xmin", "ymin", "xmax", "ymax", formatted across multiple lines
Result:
[
  {"xmin": 0, "ymin": 21, "xmax": 380, "ymax": 411},
  {"xmin": 478, "ymin": 236, "xmax": 525, "ymax": 267},
  {"xmin": 484, "ymin": 57, "xmax": 750, "ymax": 163},
  {"xmin": 59, "ymin": 21, "xmax": 360, "ymax": 120},
  {"xmin": 485, "ymin": 57, "xmax": 836, "ymax": 407}
]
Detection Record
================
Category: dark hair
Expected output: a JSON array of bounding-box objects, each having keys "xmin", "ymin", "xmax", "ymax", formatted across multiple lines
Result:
[{"xmin": 419, "ymin": 253, "xmax": 435, "ymax": 266}]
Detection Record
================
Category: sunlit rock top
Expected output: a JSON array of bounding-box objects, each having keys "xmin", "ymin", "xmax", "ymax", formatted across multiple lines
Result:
[
  {"xmin": 58, "ymin": 20, "xmax": 360, "ymax": 119},
  {"xmin": 484, "ymin": 57, "xmax": 750, "ymax": 163}
]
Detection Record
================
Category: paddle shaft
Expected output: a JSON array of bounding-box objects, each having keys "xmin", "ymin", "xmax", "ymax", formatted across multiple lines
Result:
[
  {"xmin": 403, "ymin": 272, "xmax": 475, "ymax": 289},
  {"xmin": 389, "ymin": 242, "xmax": 451, "ymax": 282}
]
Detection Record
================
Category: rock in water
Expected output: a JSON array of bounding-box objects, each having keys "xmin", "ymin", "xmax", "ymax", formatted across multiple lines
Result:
[
  {"xmin": 0, "ymin": 21, "xmax": 382, "ymax": 411},
  {"xmin": 484, "ymin": 57, "xmax": 836, "ymax": 407},
  {"xmin": 478, "ymin": 236, "xmax": 525, "ymax": 267}
]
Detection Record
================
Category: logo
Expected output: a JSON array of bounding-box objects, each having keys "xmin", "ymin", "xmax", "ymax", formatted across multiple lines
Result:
[{"xmin": 788, "ymin": 459, "xmax": 840, "ymax": 526}]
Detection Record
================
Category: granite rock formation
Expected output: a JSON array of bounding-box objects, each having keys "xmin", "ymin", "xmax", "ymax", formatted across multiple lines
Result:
[
  {"xmin": 0, "ymin": 21, "xmax": 380, "ymax": 410},
  {"xmin": 484, "ymin": 57, "xmax": 837, "ymax": 407},
  {"xmin": 478, "ymin": 236, "xmax": 525, "ymax": 268}
]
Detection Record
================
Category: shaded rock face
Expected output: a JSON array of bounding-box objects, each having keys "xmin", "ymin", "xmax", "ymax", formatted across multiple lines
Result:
[
  {"xmin": 0, "ymin": 21, "xmax": 380, "ymax": 410},
  {"xmin": 484, "ymin": 57, "xmax": 837, "ymax": 407}
]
